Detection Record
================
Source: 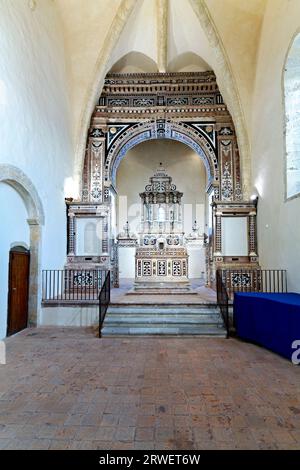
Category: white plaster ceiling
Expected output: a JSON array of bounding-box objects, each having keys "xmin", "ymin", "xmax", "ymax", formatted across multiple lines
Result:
[{"xmin": 107, "ymin": 0, "xmax": 214, "ymax": 73}]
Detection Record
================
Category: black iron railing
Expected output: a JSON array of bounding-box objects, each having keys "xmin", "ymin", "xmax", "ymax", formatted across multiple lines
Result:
[
  {"xmin": 42, "ymin": 269, "xmax": 105, "ymax": 302},
  {"xmin": 216, "ymin": 270, "xmax": 229, "ymax": 337},
  {"xmin": 99, "ymin": 271, "xmax": 110, "ymax": 337},
  {"xmin": 221, "ymin": 269, "xmax": 287, "ymax": 300},
  {"xmin": 216, "ymin": 268, "xmax": 288, "ymax": 337}
]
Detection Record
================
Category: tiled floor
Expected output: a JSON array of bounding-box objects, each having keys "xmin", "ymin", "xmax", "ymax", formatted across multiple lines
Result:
[{"xmin": 0, "ymin": 327, "xmax": 300, "ymax": 450}]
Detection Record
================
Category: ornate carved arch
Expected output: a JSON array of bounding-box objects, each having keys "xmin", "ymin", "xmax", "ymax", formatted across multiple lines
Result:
[
  {"xmin": 105, "ymin": 119, "xmax": 218, "ymax": 188},
  {"xmin": 81, "ymin": 71, "xmax": 242, "ymax": 203}
]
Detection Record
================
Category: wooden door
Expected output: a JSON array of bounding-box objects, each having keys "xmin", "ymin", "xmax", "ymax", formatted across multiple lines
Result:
[{"xmin": 7, "ymin": 247, "xmax": 30, "ymax": 336}]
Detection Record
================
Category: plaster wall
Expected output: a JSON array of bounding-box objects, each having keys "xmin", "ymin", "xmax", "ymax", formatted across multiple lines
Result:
[
  {"xmin": 40, "ymin": 305, "xmax": 98, "ymax": 327},
  {"xmin": 107, "ymin": 0, "xmax": 157, "ymax": 72},
  {"xmin": 0, "ymin": 0, "xmax": 73, "ymax": 273},
  {"xmin": 251, "ymin": 0, "xmax": 300, "ymax": 292},
  {"xmin": 55, "ymin": 0, "xmax": 122, "ymax": 141},
  {"xmin": 168, "ymin": 0, "xmax": 213, "ymax": 70},
  {"xmin": 119, "ymin": 247, "xmax": 136, "ymax": 279},
  {"xmin": 0, "ymin": 183, "xmax": 30, "ymax": 339},
  {"xmin": 116, "ymin": 140, "xmax": 207, "ymax": 237},
  {"xmin": 205, "ymin": 0, "xmax": 266, "ymax": 133}
]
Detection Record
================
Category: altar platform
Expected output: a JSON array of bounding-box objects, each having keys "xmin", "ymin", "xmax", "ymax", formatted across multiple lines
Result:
[
  {"xmin": 102, "ymin": 278, "xmax": 223, "ymax": 336},
  {"xmin": 111, "ymin": 278, "xmax": 217, "ymax": 305}
]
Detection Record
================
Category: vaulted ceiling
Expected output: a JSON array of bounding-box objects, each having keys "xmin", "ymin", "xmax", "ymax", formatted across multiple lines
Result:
[{"xmin": 54, "ymin": 0, "xmax": 268, "ymax": 194}]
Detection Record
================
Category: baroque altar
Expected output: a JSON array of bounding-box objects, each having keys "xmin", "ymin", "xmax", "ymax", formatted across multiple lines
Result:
[
  {"xmin": 63, "ymin": 71, "xmax": 260, "ymax": 290},
  {"xmin": 134, "ymin": 164, "xmax": 190, "ymax": 292}
]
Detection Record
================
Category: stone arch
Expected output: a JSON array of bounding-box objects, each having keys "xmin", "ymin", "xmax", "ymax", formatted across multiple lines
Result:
[
  {"xmin": 0, "ymin": 164, "xmax": 44, "ymax": 224},
  {"xmin": 0, "ymin": 164, "xmax": 44, "ymax": 327},
  {"xmin": 105, "ymin": 120, "xmax": 218, "ymax": 188},
  {"xmin": 74, "ymin": 0, "xmax": 250, "ymax": 198}
]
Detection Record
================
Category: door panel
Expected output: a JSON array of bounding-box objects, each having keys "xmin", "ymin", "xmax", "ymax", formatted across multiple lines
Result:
[{"xmin": 7, "ymin": 249, "xmax": 30, "ymax": 336}]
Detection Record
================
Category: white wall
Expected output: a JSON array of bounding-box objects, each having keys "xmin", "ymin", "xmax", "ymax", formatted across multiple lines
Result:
[
  {"xmin": 252, "ymin": 0, "xmax": 300, "ymax": 292},
  {"xmin": 0, "ymin": 1, "xmax": 73, "ymax": 331},
  {"xmin": 0, "ymin": 1, "xmax": 73, "ymax": 268},
  {"xmin": 0, "ymin": 183, "xmax": 30, "ymax": 338},
  {"xmin": 119, "ymin": 247, "xmax": 136, "ymax": 279}
]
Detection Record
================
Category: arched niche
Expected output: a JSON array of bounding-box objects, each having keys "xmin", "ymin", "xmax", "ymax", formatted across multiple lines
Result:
[
  {"xmin": 0, "ymin": 164, "xmax": 44, "ymax": 328},
  {"xmin": 116, "ymin": 138, "xmax": 208, "ymax": 239}
]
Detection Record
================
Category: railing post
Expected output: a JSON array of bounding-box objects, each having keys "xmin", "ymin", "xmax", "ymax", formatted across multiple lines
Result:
[{"xmin": 98, "ymin": 270, "xmax": 111, "ymax": 339}]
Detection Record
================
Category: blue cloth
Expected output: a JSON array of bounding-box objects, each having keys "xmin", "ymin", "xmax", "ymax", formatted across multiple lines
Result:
[{"xmin": 234, "ymin": 292, "xmax": 300, "ymax": 360}]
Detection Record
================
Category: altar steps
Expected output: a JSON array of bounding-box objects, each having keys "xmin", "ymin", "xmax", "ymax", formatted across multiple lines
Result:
[{"xmin": 101, "ymin": 303, "xmax": 226, "ymax": 337}]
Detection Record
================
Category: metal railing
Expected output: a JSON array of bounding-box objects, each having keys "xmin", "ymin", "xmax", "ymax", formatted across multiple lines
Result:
[
  {"xmin": 216, "ymin": 270, "xmax": 229, "ymax": 337},
  {"xmin": 220, "ymin": 269, "xmax": 287, "ymax": 300},
  {"xmin": 99, "ymin": 271, "xmax": 111, "ymax": 337},
  {"xmin": 216, "ymin": 268, "xmax": 288, "ymax": 337},
  {"xmin": 42, "ymin": 269, "xmax": 105, "ymax": 302}
]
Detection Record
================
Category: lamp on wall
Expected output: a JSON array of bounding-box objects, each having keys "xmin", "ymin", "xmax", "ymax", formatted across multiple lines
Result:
[{"xmin": 250, "ymin": 193, "xmax": 259, "ymax": 206}]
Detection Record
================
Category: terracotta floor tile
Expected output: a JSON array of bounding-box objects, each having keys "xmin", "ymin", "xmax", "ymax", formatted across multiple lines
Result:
[{"xmin": 1, "ymin": 327, "xmax": 300, "ymax": 450}]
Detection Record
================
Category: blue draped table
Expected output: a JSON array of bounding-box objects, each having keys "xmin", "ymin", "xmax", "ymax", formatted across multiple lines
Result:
[{"xmin": 234, "ymin": 292, "xmax": 300, "ymax": 360}]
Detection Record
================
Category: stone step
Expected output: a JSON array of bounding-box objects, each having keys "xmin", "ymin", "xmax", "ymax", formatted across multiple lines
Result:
[
  {"xmin": 107, "ymin": 305, "xmax": 220, "ymax": 315},
  {"xmin": 104, "ymin": 315, "xmax": 222, "ymax": 325},
  {"xmin": 109, "ymin": 302, "xmax": 217, "ymax": 308},
  {"xmin": 101, "ymin": 325, "xmax": 227, "ymax": 337},
  {"xmin": 102, "ymin": 301, "xmax": 226, "ymax": 337}
]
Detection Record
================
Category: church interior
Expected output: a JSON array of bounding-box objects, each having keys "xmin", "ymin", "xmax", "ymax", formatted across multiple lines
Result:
[{"xmin": 0, "ymin": 0, "xmax": 300, "ymax": 451}]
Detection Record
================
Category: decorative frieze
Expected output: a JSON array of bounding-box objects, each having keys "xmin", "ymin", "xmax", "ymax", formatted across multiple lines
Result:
[{"xmin": 82, "ymin": 128, "xmax": 106, "ymax": 202}]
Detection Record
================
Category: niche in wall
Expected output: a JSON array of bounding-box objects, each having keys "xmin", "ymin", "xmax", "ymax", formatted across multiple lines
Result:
[
  {"xmin": 221, "ymin": 217, "xmax": 248, "ymax": 256},
  {"xmin": 76, "ymin": 218, "xmax": 102, "ymax": 256}
]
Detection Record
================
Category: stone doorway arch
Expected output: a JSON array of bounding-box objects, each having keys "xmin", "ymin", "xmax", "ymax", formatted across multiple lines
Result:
[{"xmin": 0, "ymin": 164, "xmax": 44, "ymax": 327}]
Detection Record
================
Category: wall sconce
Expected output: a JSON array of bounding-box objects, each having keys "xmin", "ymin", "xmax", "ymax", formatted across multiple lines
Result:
[{"xmin": 250, "ymin": 194, "xmax": 259, "ymax": 206}]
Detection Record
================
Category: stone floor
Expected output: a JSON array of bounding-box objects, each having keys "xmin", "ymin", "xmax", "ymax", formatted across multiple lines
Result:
[{"xmin": 0, "ymin": 327, "xmax": 300, "ymax": 450}]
